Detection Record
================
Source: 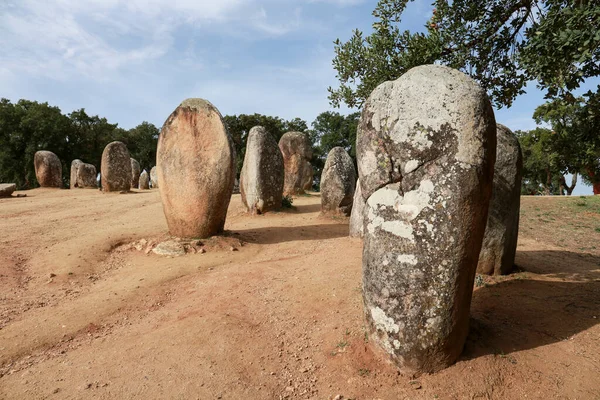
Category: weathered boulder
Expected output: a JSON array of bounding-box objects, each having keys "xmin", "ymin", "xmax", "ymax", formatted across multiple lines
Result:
[
  {"xmin": 34, "ymin": 151, "xmax": 62, "ymax": 188},
  {"xmin": 302, "ymin": 161, "xmax": 313, "ymax": 191},
  {"xmin": 349, "ymin": 178, "xmax": 366, "ymax": 238},
  {"xmin": 320, "ymin": 147, "xmax": 356, "ymax": 215},
  {"xmin": 150, "ymin": 166, "xmax": 158, "ymax": 189},
  {"xmin": 156, "ymin": 98, "xmax": 235, "ymax": 238},
  {"xmin": 70, "ymin": 159, "xmax": 97, "ymax": 188},
  {"xmin": 278, "ymin": 132, "xmax": 312, "ymax": 196},
  {"xmin": 139, "ymin": 170, "xmax": 150, "ymax": 190},
  {"xmin": 0, "ymin": 183, "xmax": 16, "ymax": 198},
  {"xmin": 358, "ymin": 65, "xmax": 496, "ymax": 374},
  {"xmin": 101, "ymin": 141, "xmax": 132, "ymax": 192},
  {"xmin": 477, "ymin": 124, "xmax": 522, "ymax": 275},
  {"xmin": 130, "ymin": 158, "xmax": 141, "ymax": 188},
  {"xmin": 240, "ymin": 126, "xmax": 284, "ymax": 214}
]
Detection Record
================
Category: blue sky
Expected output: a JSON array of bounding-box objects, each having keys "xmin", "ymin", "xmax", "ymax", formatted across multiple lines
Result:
[{"xmin": 0, "ymin": 0, "xmax": 594, "ymax": 194}]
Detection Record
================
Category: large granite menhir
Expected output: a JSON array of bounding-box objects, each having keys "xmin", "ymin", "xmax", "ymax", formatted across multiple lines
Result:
[
  {"xmin": 477, "ymin": 124, "xmax": 523, "ymax": 275},
  {"xmin": 278, "ymin": 132, "xmax": 312, "ymax": 196},
  {"xmin": 240, "ymin": 126, "xmax": 284, "ymax": 214},
  {"xmin": 139, "ymin": 169, "xmax": 150, "ymax": 190},
  {"xmin": 320, "ymin": 147, "xmax": 356, "ymax": 215},
  {"xmin": 358, "ymin": 65, "xmax": 496, "ymax": 374},
  {"xmin": 101, "ymin": 141, "xmax": 132, "ymax": 192},
  {"xmin": 34, "ymin": 150, "xmax": 62, "ymax": 188},
  {"xmin": 150, "ymin": 166, "xmax": 158, "ymax": 189},
  {"xmin": 156, "ymin": 98, "xmax": 235, "ymax": 238},
  {"xmin": 70, "ymin": 159, "xmax": 97, "ymax": 189}
]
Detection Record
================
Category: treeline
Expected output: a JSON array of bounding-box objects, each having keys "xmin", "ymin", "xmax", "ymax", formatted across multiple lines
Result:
[
  {"xmin": 0, "ymin": 99, "xmax": 159, "ymax": 189},
  {"xmin": 0, "ymin": 98, "xmax": 359, "ymax": 190},
  {"xmin": 516, "ymin": 94, "xmax": 600, "ymax": 195}
]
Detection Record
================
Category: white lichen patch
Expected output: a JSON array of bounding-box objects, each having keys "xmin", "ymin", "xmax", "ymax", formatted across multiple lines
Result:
[
  {"xmin": 367, "ymin": 185, "xmax": 401, "ymax": 208},
  {"xmin": 370, "ymin": 307, "xmax": 400, "ymax": 334},
  {"xmin": 397, "ymin": 254, "xmax": 418, "ymax": 265},
  {"xmin": 404, "ymin": 159, "xmax": 420, "ymax": 174},
  {"xmin": 380, "ymin": 220, "xmax": 414, "ymax": 239}
]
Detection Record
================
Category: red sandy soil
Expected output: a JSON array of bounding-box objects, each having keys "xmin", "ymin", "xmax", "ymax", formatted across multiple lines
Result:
[{"xmin": 0, "ymin": 189, "xmax": 598, "ymax": 399}]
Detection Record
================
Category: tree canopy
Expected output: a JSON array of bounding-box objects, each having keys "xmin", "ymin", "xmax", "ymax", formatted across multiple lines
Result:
[{"xmin": 329, "ymin": 0, "xmax": 600, "ymax": 109}]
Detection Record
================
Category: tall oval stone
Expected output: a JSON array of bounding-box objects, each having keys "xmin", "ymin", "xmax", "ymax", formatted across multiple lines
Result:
[
  {"xmin": 320, "ymin": 147, "xmax": 356, "ymax": 215},
  {"xmin": 34, "ymin": 151, "xmax": 62, "ymax": 188},
  {"xmin": 302, "ymin": 161, "xmax": 314, "ymax": 192},
  {"xmin": 101, "ymin": 141, "xmax": 132, "ymax": 192},
  {"xmin": 156, "ymin": 98, "xmax": 235, "ymax": 238},
  {"xmin": 130, "ymin": 158, "xmax": 141, "ymax": 188},
  {"xmin": 240, "ymin": 126, "xmax": 284, "ymax": 214},
  {"xmin": 349, "ymin": 178, "xmax": 366, "ymax": 238},
  {"xmin": 150, "ymin": 166, "xmax": 158, "ymax": 189},
  {"xmin": 139, "ymin": 170, "xmax": 150, "ymax": 190},
  {"xmin": 278, "ymin": 132, "xmax": 312, "ymax": 196},
  {"xmin": 358, "ymin": 65, "xmax": 496, "ymax": 374},
  {"xmin": 70, "ymin": 159, "xmax": 97, "ymax": 188},
  {"xmin": 477, "ymin": 124, "xmax": 522, "ymax": 275}
]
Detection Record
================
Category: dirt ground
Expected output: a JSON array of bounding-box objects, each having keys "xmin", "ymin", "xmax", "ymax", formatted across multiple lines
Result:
[{"xmin": 0, "ymin": 189, "xmax": 598, "ymax": 400}]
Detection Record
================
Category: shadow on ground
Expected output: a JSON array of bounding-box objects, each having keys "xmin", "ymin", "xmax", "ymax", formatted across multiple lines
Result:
[
  {"xmin": 462, "ymin": 249, "xmax": 600, "ymax": 361},
  {"xmin": 235, "ymin": 223, "xmax": 349, "ymax": 244}
]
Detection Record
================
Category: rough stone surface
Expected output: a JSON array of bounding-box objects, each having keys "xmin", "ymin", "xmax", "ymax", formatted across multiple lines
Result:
[
  {"xmin": 139, "ymin": 170, "xmax": 150, "ymax": 190},
  {"xmin": 320, "ymin": 147, "xmax": 356, "ymax": 215},
  {"xmin": 0, "ymin": 183, "xmax": 17, "ymax": 198},
  {"xmin": 70, "ymin": 159, "xmax": 97, "ymax": 188},
  {"xmin": 349, "ymin": 178, "xmax": 366, "ymax": 238},
  {"xmin": 358, "ymin": 65, "xmax": 496, "ymax": 374},
  {"xmin": 130, "ymin": 158, "xmax": 141, "ymax": 188},
  {"xmin": 477, "ymin": 124, "xmax": 522, "ymax": 275},
  {"xmin": 240, "ymin": 126, "xmax": 284, "ymax": 214},
  {"xmin": 278, "ymin": 132, "xmax": 312, "ymax": 196},
  {"xmin": 152, "ymin": 240, "xmax": 185, "ymax": 257},
  {"xmin": 150, "ymin": 166, "xmax": 158, "ymax": 189},
  {"xmin": 101, "ymin": 141, "xmax": 132, "ymax": 192},
  {"xmin": 156, "ymin": 98, "xmax": 235, "ymax": 238},
  {"xmin": 34, "ymin": 151, "xmax": 62, "ymax": 188},
  {"xmin": 302, "ymin": 161, "xmax": 314, "ymax": 191}
]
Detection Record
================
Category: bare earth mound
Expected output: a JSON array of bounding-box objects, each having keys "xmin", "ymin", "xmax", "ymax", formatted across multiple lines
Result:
[{"xmin": 0, "ymin": 190, "xmax": 598, "ymax": 399}]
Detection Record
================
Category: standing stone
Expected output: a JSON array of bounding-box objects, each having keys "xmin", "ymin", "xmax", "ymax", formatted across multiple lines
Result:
[
  {"xmin": 358, "ymin": 65, "xmax": 496, "ymax": 374},
  {"xmin": 0, "ymin": 183, "xmax": 17, "ymax": 198},
  {"xmin": 233, "ymin": 178, "xmax": 240, "ymax": 194},
  {"xmin": 477, "ymin": 124, "xmax": 522, "ymax": 275},
  {"xmin": 139, "ymin": 170, "xmax": 150, "ymax": 190},
  {"xmin": 34, "ymin": 151, "xmax": 62, "ymax": 188},
  {"xmin": 320, "ymin": 147, "xmax": 356, "ymax": 215},
  {"xmin": 131, "ymin": 158, "xmax": 141, "ymax": 188},
  {"xmin": 156, "ymin": 98, "xmax": 235, "ymax": 238},
  {"xmin": 70, "ymin": 159, "xmax": 97, "ymax": 188},
  {"xmin": 150, "ymin": 166, "xmax": 158, "ymax": 189},
  {"xmin": 240, "ymin": 126, "xmax": 284, "ymax": 214},
  {"xmin": 278, "ymin": 132, "xmax": 312, "ymax": 196},
  {"xmin": 302, "ymin": 161, "xmax": 314, "ymax": 192},
  {"xmin": 70, "ymin": 159, "xmax": 83, "ymax": 188},
  {"xmin": 349, "ymin": 178, "xmax": 366, "ymax": 238},
  {"xmin": 101, "ymin": 141, "xmax": 132, "ymax": 192}
]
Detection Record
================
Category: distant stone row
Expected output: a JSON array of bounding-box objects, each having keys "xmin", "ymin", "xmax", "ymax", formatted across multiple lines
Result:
[{"xmin": 31, "ymin": 147, "xmax": 159, "ymax": 191}]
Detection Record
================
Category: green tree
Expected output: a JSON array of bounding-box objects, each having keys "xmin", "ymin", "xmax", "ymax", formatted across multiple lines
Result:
[
  {"xmin": 120, "ymin": 122, "xmax": 159, "ymax": 172},
  {"xmin": 329, "ymin": 0, "xmax": 600, "ymax": 109},
  {"xmin": 0, "ymin": 99, "xmax": 73, "ymax": 188},
  {"xmin": 533, "ymin": 94, "xmax": 600, "ymax": 194},
  {"xmin": 309, "ymin": 111, "xmax": 360, "ymax": 188},
  {"xmin": 68, "ymin": 108, "xmax": 120, "ymax": 172},
  {"xmin": 515, "ymin": 128, "xmax": 562, "ymax": 195}
]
